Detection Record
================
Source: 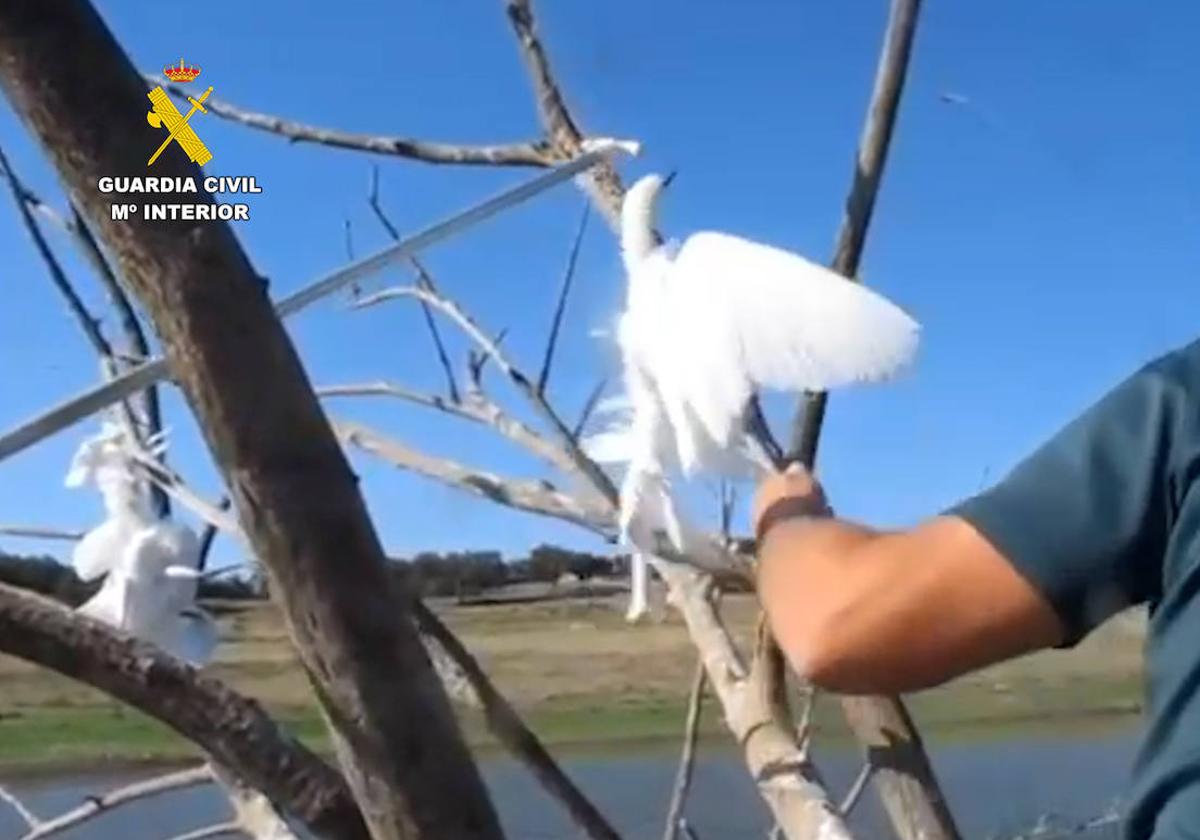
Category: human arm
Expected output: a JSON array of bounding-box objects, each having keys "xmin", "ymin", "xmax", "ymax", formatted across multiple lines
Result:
[
  {"xmin": 753, "ymin": 470, "xmax": 1063, "ymax": 694},
  {"xmin": 755, "ymin": 351, "xmax": 1183, "ymax": 694}
]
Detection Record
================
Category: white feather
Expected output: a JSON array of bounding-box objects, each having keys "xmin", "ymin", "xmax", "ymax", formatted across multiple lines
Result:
[
  {"xmin": 68, "ymin": 424, "xmax": 216, "ymax": 665},
  {"xmin": 604, "ymin": 173, "xmax": 920, "ymax": 565}
]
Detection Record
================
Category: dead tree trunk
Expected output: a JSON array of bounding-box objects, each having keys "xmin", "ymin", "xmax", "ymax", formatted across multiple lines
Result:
[{"xmin": 0, "ymin": 3, "xmax": 504, "ymax": 839}]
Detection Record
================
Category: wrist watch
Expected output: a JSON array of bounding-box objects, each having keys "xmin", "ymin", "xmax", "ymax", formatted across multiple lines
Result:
[{"xmin": 755, "ymin": 494, "xmax": 831, "ymax": 547}]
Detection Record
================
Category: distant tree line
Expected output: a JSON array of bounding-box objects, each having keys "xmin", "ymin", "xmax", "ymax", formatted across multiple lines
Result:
[
  {"xmin": 387, "ymin": 544, "xmax": 626, "ymax": 599},
  {"xmin": 0, "ymin": 543, "xmax": 629, "ymax": 605}
]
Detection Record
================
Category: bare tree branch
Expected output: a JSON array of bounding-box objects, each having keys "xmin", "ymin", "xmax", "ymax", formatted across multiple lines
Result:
[
  {"xmin": 19, "ymin": 766, "xmax": 214, "ymax": 840},
  {"xmin": 538, "ymin": 202, "xmax": 589, "ymax": 394},
  {"xmin": 0, "ymin": 7, "xmax": 506, "ymax": 834},
  {"xmin": 662, "ymin": 658, "xmax": 707, "ymax": 840},
  {"xmin": 333, "ymin": 418, "xmax": 615, "ymax": 538},
  {"xmin": 571, "ymin": 377, "xmax": 609, "ymax": 442},
  {"xmin": 502, "ymin": 0, "xmax": 627, "ymax": 227},
  {"xmin": 0, "ymin": 784, "xmax": 40, "ymax": 830},
  {"xmin": 317, "ymin": 381, "xmax": 579, "ymax": 476},
  {"xmin": 788, "ymin": 0, "xmax": 924, "ymax": 465},
  {"xmin": 127, "ymin": 447, "xmax": 619, "ymax": 840},
  {"xmin": 353, "ymin": 284, "xmax": 620, "ymax": 503},
  {"xmin": 0, "ymin": 584, "xmax": 370, "ymax": 840},
  {"xmin": 0, "ymin": 525, "xmax": 83, "ymax": 541},
  {"xmin": 366, "ymin": 167, "xmax": 461, "ymax": 402},
  {"xmin": 839, "ymin": 764, "xmax": 874, "ymax": 817},
  {"xmin": 412, "ymin": 601, "xmax": 621, "ymax": 840},
  {"xmin": 209, "ymin": 762, "xmax": 300, "ymax": 840},
  {"xmin": 656, "ymin": 563, "xmax": 852, "ymax": 839},
  {"xmin": 148, "ymin": 75, "xmax": 558, "ymax": 167}
]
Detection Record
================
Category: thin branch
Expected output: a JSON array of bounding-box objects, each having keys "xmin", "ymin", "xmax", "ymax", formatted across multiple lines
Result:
[
  {"xmin": 0, "ymin": 145, "xmax": 161, "ymax": 510},
  {"xmin": 20, "ymin": 766, "xmax": 214, "ymax": 840},
  {"xmin": 196, "ymin": 497, "xmax": 233, "ymax": 573},
  {"xmin": 148, "ymin": 75, "xmax": 558, "ymax": 167},
  {"xmin": 366, "ymin": 167, "xmax": 460, "ymax": 401},
  {"xmin": 538, "ymin": 202, "xmax": 590, "ymax": 394},
  {"xmin": 571, "ymin": 377, "xmax": 609, "ymax": 441},
  {"xmin": 413, "ymin": 601, "xmax": 621, "ymax": 840},
  {"xmin": 0, "ymin": 584, "xmax": 369, "ymax": 840},
  {"xmin": 788, "ymin": 0, "xmax": 924, "ymax": 466},
  {"xmin": 127, "ymin": 449, "xmax": 618, "ymax": 840},
  {"xmin": 333, "ymin": 418, "xmax": 615, "ymax": 538},
  {"xmin": 0, "ymin": 784, "xmax": 40, "ymax": 829},
  {"xmin": 662, "ymin": 658, "xmax": 707, "ymax": 840},
  {"xmin": 0, "ymin": 144, "xmax": 111, "ymax": 360},
  {"xmin": 66, "ymin": 202, "xmax": 170, "ymax": 518},
  {"xmin": 0, "ymin": 525, "xmax": 82, "ymax": 542},
  {"xmin": 503, "ymin": 0, "xmax": 627, "ymax": 227},
  {"xmin": 839, "ymin": 764, "xmax": 875, "ymax": 817},
  {"xmin": 317, "ymin": 381, "xmax": 578, "ymax": 475},
  {"xmin": 353, "ymin": 284, "xmax": 620, "ymax": 503}
]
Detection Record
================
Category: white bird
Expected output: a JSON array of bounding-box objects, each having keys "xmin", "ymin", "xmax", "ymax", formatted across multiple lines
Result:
[
  {"xmin": 66, "ymin": 423, "xmax": 218, "ymax": 664},
  {"xmin": 588, "ymin": 173, "xmax": 921, "ymax": 617}
]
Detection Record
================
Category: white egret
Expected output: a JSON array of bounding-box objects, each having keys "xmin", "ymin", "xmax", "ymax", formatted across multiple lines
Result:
[
  {"xmin": 589, "ymin": 173, "xmax": 921, "ymax": 616},
  {"xmin": 67, "ymin": 423, "xmax": 218, "ymax": 664}
]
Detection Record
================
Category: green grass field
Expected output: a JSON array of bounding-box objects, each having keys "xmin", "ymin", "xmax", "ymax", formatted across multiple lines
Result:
[{"xmin": 0, "ymin": 594, "xmax": 1147, "ymax": 770}]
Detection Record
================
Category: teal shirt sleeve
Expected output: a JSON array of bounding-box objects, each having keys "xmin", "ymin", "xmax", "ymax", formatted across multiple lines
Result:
[{"xmin": 947, "ymin": 354, "xmax": 1184, "ymax": 646}]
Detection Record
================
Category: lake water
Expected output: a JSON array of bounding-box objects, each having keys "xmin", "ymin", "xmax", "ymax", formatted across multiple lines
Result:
[{"xmin": 0, "ymin": 722, "xmax": 1139, "ymax": 839}]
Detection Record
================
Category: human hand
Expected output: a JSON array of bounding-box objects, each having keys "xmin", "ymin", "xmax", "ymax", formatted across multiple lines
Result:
[{"xmin": 752, "ymin": 464, "xmax": 832, "ymax": 544}]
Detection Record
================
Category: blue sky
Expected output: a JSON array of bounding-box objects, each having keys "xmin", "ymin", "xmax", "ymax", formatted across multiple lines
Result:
[{"xmin": 2, "ymin": 1, "xmax": 1199, "ymax": 567}]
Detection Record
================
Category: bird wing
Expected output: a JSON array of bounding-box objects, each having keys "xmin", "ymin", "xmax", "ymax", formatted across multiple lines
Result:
[
  {"xmin": 661, "ymin": 231, "xmax": 920, "ymax": 458},
  {"xmin": 674, "ymin": 231, "xmax": 919, "ymax": 389}
]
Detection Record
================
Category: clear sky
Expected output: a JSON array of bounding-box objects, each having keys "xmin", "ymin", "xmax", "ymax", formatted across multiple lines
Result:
[{"xmin": 1, "ymin": 1, "xmax": 1198, "ymax": 568}]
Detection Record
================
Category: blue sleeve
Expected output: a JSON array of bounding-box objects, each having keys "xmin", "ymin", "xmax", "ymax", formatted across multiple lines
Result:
[{"xmin": 946, "ymin": 354, "xmax": 1187, "ymax": 646}]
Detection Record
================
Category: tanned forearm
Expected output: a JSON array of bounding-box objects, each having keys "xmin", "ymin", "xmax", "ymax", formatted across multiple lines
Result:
[{"xmin": 756, "ymin": 514, "xmax": 1064, "ymax": 695}]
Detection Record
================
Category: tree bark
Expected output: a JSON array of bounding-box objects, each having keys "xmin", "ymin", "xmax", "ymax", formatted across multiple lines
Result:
[
  {"xmin": 0, "ymin": 4, "xmax": 504, "ymax": 839},
  {"xmin": 0, "ymin": 584, "xmax": 367, "ymax": 840}
]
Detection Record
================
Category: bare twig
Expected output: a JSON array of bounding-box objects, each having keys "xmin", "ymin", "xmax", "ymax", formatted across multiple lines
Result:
[
  {"xmin": 538, "ymin": 202, "xmax": 590, "ymax": 394},
  {"xmin": 662, "ymin": 658, "xmax": 707, "ymax": 840},
  {"xmin": 149, "ymin": 75, "xmax": 558, "ymax": 167},
  {"xmin": 20, "ymin": 766, "xmax": 214, "ymax": 840},
  {"xmin": 0, "ymin": 525, "xmax": 83, "ymax": 541},
  {"xmin": 333, "ymin": 418, "xmax": 615, "ymax": 538},
  {"xmin": 0, "ymin": 145, "xmax": 630, "ymax": 466},
  {"xmin": 0, "ymin": 784, "xmax": 40, "ymax": 829},
  {"xmin": 317, "ymin": 381, "xmax": 579, "ymax": 475},
  {"xmin": 571, "ymin": 377, "xmax": 609, "ymax": 441},
  {"xmin": 788, "ymin": 0, "xmax": 924, "ymax": 465},
  {"xmin": 367, "ymin": 167, "xmax": 461, "ymax": 401},
  {"xmin": 0, "ymin": 583, "xmax": 369, "ymax": 840},
  {"xmin": 66, "ymin": 202, "xmax": 170, "ymax": 517},
  {"xmin": 412, "ymin": 601, "xmax": 621, "ymax": 840},
  {"xmin": 0, "ymin": 145, "xmax": 167, "ymax": 512},
  {"xmin": 196, "ymin": 497, "xmax": 233, "ymax": 573},
  {"xmin": 0, "ymin": 144, "xmax": 111, "ymax": 360},
  {"xmin": 839, "ymin": 764, "xmax": 875, "ymax": 817},
  {"xmin": 353, "ymin": 284, "xmax": 620, "ymax": 502},
  {"xmin": 503, "ymin": 0, "xmax": 627, "ymax": 227}
]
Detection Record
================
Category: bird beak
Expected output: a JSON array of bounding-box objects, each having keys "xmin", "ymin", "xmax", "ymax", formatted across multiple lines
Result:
[{"xmin": 662, "ymin": 171, "xmax": 678, "ymax": 189}]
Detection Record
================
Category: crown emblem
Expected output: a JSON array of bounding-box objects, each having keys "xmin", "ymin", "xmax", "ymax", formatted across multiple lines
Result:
[{"xmin": 163, "ymin": 58, "xmax": 201, "ymax": 83}]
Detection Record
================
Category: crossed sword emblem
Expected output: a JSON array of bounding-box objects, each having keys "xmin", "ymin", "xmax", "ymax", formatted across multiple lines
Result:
[{"xmin": 146, "ymin": 85, "xmax": 214, "ymax": 167}]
